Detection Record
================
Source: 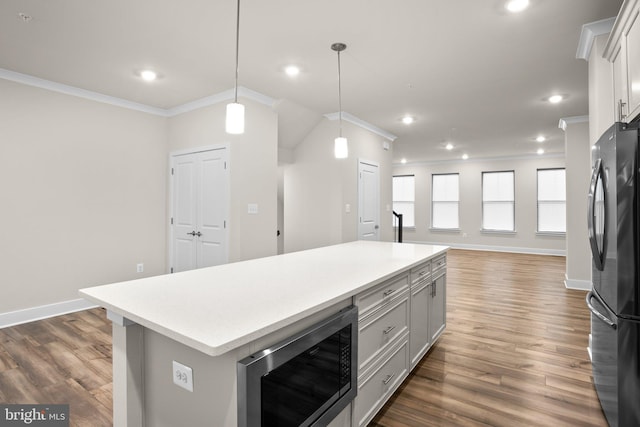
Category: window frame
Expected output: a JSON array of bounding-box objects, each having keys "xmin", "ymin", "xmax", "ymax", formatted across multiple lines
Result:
[
  {"xmin": 481, "ymin": 170, "xmax": 515, "ymax": 233},
  {"xmin": 536, "ymin": 168, "xmax": 566, "ymax": 235},
  {"xmin": 431, "ymin": 173, "xmax": 460, "ymax": 231},
  {"xmin": 392, "ymin": 174, "xmax": 415, "ymax": 228}
]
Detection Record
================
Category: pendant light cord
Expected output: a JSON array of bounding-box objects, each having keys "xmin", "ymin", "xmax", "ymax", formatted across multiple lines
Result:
[
  {"xmin": 337, "ymin": 49, "xmax": 342, "ymax": 138},
  {"xmin": 234, "ymin": 0, "xmax": 240, "ymax": 103}
]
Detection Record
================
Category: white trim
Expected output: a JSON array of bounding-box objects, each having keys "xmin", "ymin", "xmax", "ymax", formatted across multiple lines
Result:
[
  {"xmin": 558, "ymin": 115, "xmax": 589, "ymax": 131},
  {"xmin": 394, "ymin": 152, "xmax": 565, "ymax": 167},
  {"xmin": 564, "ymin": 275, "xmax": 592, "ymax": 291},
  {"xmin": 0, "ymin": 68, "xmax": 169, "ymax": 116},
  {"xmin": 0, "ymin": 68, "xmax": 276, "ymax": 117},
  {"xmin": 404, "ymin": 240, "xmax": 566, "ymax": 256},
  {"xmin": 576, "ymin": 17, "xmax": 616, "ymax": 61},
  {"xmin": 166, "ymin": 86, "xmax": 276, "ymax": 116},
  {"xmin": 0, "ymin": 298, "xmax": 97, "ymax": 328},
  {"xmin": 325, "ymin": 112, "xmax": 397, "ymax": 141}
]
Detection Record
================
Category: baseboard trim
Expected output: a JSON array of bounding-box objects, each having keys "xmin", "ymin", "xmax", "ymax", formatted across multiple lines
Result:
[
  {"xmin": 0, "ymin": 298, "xmax": 98, "ymax": 329},
  {"xmin": 405, "ymin": 240, "xmax": 566, "ymax": 256},
  {"xmin": 564, "ymin": 275, "xmax": 592, "ymax": 291}
]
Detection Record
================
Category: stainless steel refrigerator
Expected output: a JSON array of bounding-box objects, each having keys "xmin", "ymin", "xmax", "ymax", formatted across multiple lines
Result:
[{"xmin": 587, "ymin": 122, "xmax": 640, "ymax": 427}]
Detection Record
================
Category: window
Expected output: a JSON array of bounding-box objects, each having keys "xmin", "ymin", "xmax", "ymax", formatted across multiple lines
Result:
[
  {"xmin": 482, "ymin": 171, "xmax": 515, "ymax": 231},
  {"xmin": 432, "ymin": 174, "xmax": 459, "ymax": 229},
  {"xmin": 537, "ymin": 168, "xmax": 566, "ymax": 233},
  {"xmin": 392, "ymin": 175, "xmax": 415, "ymax": 227}
]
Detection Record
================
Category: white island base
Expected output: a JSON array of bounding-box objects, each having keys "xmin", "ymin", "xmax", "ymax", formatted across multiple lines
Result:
[{"xmin": 80, "ymin": 241, "xmax": 448, "ymax": 427}]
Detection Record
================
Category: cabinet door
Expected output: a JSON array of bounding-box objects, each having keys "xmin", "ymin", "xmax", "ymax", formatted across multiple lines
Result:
[
  {"xmin": 429, "ymin": 273, "xmax": 446, "ymax": 344},
  {"xmin": 613, "ymin": 43, "xmax": 628, "ymax": 122},
  {"xmin": 410, "ymin": 280, "xmax": 430, "ymax": 369},
  {"xmin": 626, "ymin": 9, "xmax": 640, "ymax": 121}
]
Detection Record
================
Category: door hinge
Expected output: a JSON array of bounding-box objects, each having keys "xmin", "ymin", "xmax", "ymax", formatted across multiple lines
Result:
[
  {"xmin": 224, "ymin": 220, "xmax": 227, "ymax": 228},
  {"xmin": 171, "ymin": 167, "xmax": 174, "ymax": 175},
  {"xmin": 224, "ymin": 161, "xmax": 227, "ymax": 170},
  {"xmin": 171, "ymin": 217, "xmax": 174, "ymax": 225},
  {"xmin": 171, "ymin": 267, "xmax": 174, "ymax": 273}
]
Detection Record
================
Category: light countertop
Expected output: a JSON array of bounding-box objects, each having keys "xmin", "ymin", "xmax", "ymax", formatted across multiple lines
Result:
[{"xmin": 79, "ymin": 241, "xmax": 448, "ymax": 356}]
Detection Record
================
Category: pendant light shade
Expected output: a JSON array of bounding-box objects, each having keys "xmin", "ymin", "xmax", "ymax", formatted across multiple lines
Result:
[
  {"xmin": 332, "ymin": 42, "xmax": 347, "ymax": 159},
  {"xmin": 226, "ymin": 0, "xmax": 244, "ymax": 134},
  {"xmin": 226, "ymin": 102, "xmax": 245, "ymax": 134},
  {"xmin": 334, "ymin": 136, "xmax": 348, "ymax": 159}
]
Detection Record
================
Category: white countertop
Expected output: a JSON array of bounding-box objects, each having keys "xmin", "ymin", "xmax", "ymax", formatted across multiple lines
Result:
[{"xmin": 79, "ymin": 241, "xmax": 448, "ymax": 356}]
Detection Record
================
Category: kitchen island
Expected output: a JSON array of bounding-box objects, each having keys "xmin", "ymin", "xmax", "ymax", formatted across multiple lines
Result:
[{"xmin": 80, "ymin": 241, "xmax": 448, "ymax": 427}]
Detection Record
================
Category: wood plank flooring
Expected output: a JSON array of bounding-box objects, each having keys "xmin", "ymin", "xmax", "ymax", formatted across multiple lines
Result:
[
  {"xmin": 0, "ymin": 249, "xmax": 606, "ymax": 426},
  {"xmin": 371, "ymin": 249, "xmax": 607, "ymax": 427}
]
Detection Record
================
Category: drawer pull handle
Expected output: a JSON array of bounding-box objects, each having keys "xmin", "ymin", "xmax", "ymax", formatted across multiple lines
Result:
[
  {"xmin": 418, "ymin": 271, "xmax": 426, "ymax": 276},
  {"xmin": 382, "ymin": 373, "xmax": 395, "ymax": 385},
  {"xmin": 383, "ymin": 289, "xmax": 395, "ymax": 297},
  {"xmin": 383, "ymin": 326, "xmax": 396, "ymax": 335}
]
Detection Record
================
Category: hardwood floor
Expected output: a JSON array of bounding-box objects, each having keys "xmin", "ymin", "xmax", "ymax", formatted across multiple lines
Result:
[
  {"xmin": 0, "ymin": 250, "xmax": 606, "ymax": 426},
  {"xmin": 0, "ymin": 308, "xmax": 113, "ymax": 426},
  {"xmin": 371, "ymin": 249, "xmax": 607, "ymax": 427}
]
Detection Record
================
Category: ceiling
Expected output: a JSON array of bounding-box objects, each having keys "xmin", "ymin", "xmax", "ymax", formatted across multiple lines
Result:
[{"xmin": 0, "ymin": 0, "xmax": 623, "ymax": 163}]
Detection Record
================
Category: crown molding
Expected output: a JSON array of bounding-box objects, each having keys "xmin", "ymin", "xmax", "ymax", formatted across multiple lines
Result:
[
  {"xmin": 576, "ymin": 17, "xmax": 616, "ymax": 61},
  {"xmin": 324, "ymin": 112, "xmax": 397, "ymax": 141},
  {"xmin": 0, "ymin": 68, "xmax": 276, "ymax": 117},
  {"xmin": 393, "ymin": 152, "xmax": 565, "ymax": 167},
  {"xmin": 0, "ymin": 68, "xmax": 169, "ymax": 116},
  {"xmin": 558, "ymin": 115, "xmax": 589, "ymax": 131}
]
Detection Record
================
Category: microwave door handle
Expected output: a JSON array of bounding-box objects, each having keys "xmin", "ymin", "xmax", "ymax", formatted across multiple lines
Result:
[
  {"xmin": 587, "ymin": 159, "xmax": 604, "ymax": 271},
  {"xmin": 586, "ymin": 291, "xmax": 617, "ymax": 329}
]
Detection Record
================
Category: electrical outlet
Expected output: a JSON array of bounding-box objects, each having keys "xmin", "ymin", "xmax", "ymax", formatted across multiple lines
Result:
[
  {"xmin": 136, "ymin": 263, "xmax": 144, "ymax": 273},
  {"xmin": 172, "ymin": 360, "xmax": 193, "ymax": 392},
  {"xmin": 248, "ymin": 203, "xmax": 258, "ymax": 214}
]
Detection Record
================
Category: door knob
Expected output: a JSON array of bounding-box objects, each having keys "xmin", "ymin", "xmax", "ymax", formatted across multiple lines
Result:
[
  {"xmin": 374, "ymin": 225, "xmax": 379, "ymax": 230},
  {"xmin": 187, "ymin": 231, "xmax": 196, "ymax": 236},
  {"xmin": 195, "ymin": 231, "xmax": 202, "ymax": 237}
]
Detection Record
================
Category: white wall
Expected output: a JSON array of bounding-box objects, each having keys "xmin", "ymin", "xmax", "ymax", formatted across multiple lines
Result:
[
  {"xmin": 0, "ymin": 79, "xmax": 168, "ymax": 314},
  {"xmin": 167, "ymin": 98, "xmax": 278, "ymax": 262},
  {"xmin": 284, "ymin": 118, "xmax": 394, "ymax": 253},
  {"xmin": 392, "ymin": 156, "xmax": 566, "ymax": 254}
]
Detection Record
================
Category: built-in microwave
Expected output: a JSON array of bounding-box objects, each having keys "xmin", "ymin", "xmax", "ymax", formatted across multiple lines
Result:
[{"xmin": 237, "ymin": 305, "xmax": 358, "ymax": 427}]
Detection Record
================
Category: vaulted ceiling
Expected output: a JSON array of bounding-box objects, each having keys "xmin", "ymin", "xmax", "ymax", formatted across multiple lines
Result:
[{"xmin": 0, "ymin": 0, "xmax": 622, "ymax": 162}]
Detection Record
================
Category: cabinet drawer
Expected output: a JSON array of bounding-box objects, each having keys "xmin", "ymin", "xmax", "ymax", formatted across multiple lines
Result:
[
  {"xmin": 410, "ymin": 261, "xmax": 431, "ymax": 285},
  {"xmin": 358, "ymin": 293, "xmax": 409, "ymax": 370},
  {"xmin": 353, "ymin": 337, "xmax": 409, "ymax": 427},
  {"xmin": 355, "ymin": 274, "xmax": 409, "ymax": 316},
  {"xmin": 432, "ymin": 255, "xmax": 446, "ymax": 275}
]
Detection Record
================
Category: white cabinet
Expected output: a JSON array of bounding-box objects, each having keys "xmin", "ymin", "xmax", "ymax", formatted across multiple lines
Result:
[
  {"xmin": 605, "ymin": 0, "xmax": 640, "ymax": 123},
  {"xmin": 353, "ymin": 253, "xmax": 447, "ymax": 426}
]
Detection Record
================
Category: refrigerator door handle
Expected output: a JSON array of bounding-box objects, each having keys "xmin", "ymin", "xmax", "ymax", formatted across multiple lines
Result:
[
  {"xmin": 586, "ymin": 291, "xmax": 617, "ymax": 330},
  {"xmin": 587, "ymin": 158, "xmax": 605, "ymax": 271}
]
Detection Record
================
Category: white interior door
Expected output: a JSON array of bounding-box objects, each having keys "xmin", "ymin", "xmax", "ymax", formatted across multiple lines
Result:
[
  {"xmin": 358, "ymin": 160, "xmax": 380, "ymax": 241},
  {"xmin": 171, "ymin": 147, "xmax": 228, "ymax": 272}
]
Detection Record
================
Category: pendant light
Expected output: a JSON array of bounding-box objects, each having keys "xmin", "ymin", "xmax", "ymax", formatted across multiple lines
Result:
[
  {"xmin": 332, "ymin": 42, "xmax": 348, "ymax": 159},
  {"xmin": 226, "ymin": 0, "xmax": 244, "ymax": 134}
]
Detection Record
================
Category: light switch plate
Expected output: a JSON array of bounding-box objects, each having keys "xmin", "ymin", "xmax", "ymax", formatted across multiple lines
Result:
[{"xmin": 172, "ymin": 360, "xmax": 193, "ymax": 392}]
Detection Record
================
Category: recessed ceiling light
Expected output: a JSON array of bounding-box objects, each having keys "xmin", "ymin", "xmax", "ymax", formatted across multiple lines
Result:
[
  {"xmin": 505, "ymin": 0, "xmax": 529, "ymax": 13},
  {"xmin": 462, "ymin": 154, "xmax": 469, "ymax": 160},
  {"xmin": 548, "ymin": 94, "xmax": 563, "ymax": 104},
  {"xmin": 445, "ymin": 143, "xmax": 454, "ymax": 150},
  {"xmin": 401, "ymin": 158, "xmax": 407, "ymax": 164},
  {"xmin": 536, "ymin": 135, "xmax": 546, "ymax": 142},
  {"xmin": 284, "ymin": 65, "xmax": 300, "ymax": 77},
  {"xmin": 140, "ymin": 70, "xmax": 157, "ymax": 82},
  {"xmin": 537, "ymin": 148, "xmax": 545, "ymax": 155},
  {"xmin": 402, "ymin": 116, "xmax": 414, "ymax": 125}
]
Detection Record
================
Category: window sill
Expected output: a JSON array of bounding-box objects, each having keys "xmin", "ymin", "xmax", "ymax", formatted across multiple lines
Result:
[
  {"xmin": 480, "ymin": 229, "xmax": 517, "ymax": 235},
  {"xmin": 536, "ymin": 231, "xmax": 566, "ymax": 237},
  {"xmin": 429, "ymin": 228, "xmax": 461, "ymax": 233},
  {"xmin": 393, "ymin": 226, "xmax": 416, "ymax": 231}
]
